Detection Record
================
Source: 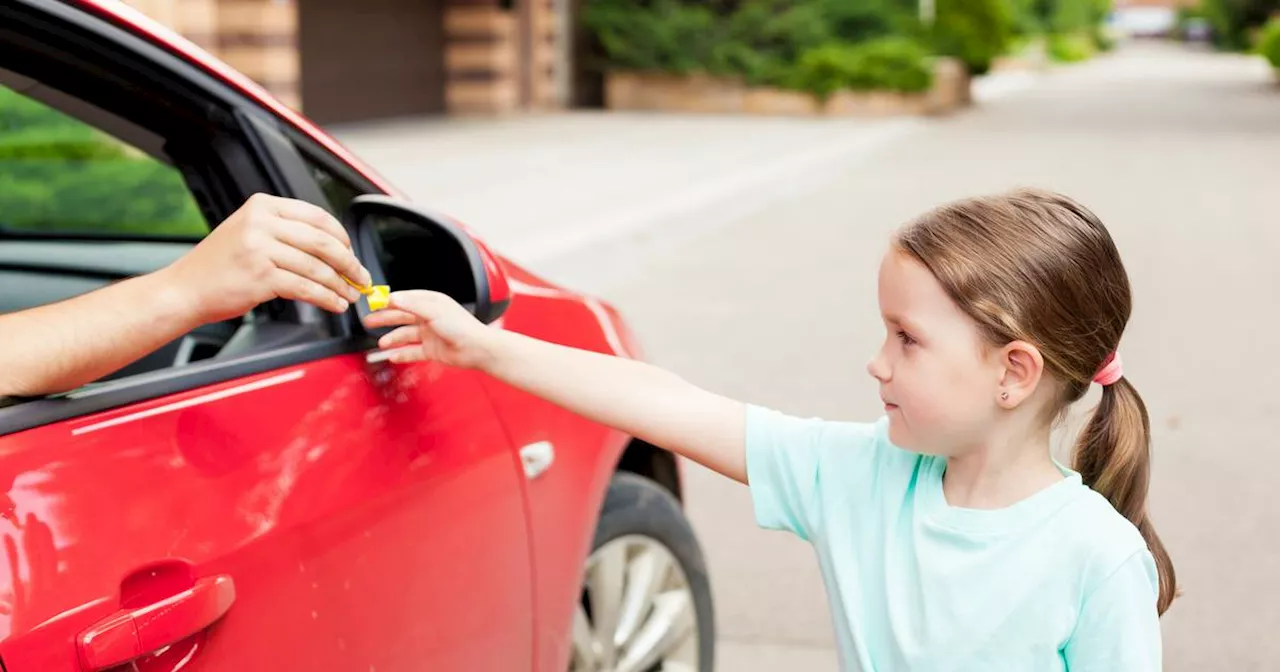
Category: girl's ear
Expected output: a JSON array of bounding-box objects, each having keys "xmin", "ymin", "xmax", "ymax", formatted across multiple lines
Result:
[{"xmin": 996, "ymin": 340, "xmax": 1045, "ymax": 408}]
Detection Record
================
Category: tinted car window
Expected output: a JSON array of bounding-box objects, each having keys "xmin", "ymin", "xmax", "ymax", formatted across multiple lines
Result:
[
  {"xmin": 306, "ymin": 157, "xmax": 364, "ymax": 216},
  {"xmin": 0, "ymin": 84, "xmax": 206, "ymax": 237}
]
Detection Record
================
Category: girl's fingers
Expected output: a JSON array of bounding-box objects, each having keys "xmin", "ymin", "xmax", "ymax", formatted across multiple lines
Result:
[
  {"xmin": 363, "ymin": 308, "xmax": 417, "ymax": 329},
  {"xmin": 378, "ymin": 325, "xmax": 423, "ymax": 350},
  {"xmin": 387, "ymin": 290, "xmax": 450, "ymax": 316},
  {"xmin": 388, "ymin": 348, "xmax": 426, "ymax": 364}
]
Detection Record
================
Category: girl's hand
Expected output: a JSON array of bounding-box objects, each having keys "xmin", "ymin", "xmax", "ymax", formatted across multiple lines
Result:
[{"xmin": 361, "ymin": 290, "xmax": 499, "ymax": 369}]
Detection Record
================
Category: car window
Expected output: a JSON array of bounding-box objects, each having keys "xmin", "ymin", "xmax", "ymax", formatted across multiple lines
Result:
[
  {"xmin": 0, "ymin": 79, "xmax": 244, "ymax": 404},
  {"xmin": 306, "ymin": 157, "xmax": 364, "ymax": 216},
  {"xmin": 0, "ymin": 84, "xmax": 207, "ymax": 238}
]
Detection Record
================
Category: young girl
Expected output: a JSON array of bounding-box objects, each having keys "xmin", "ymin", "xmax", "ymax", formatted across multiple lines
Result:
[{"xmin": 364, "ymin": 188, "xmax": 1175, "ymax": 670}]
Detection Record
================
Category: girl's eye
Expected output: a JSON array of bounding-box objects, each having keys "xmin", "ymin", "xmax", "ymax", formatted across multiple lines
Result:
[{"xmin": 897, "ymin": 330, "xmax": 917, "ymax": 346}]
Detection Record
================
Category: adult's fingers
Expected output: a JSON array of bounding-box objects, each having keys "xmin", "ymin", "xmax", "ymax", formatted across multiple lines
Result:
[
  {"xmin": 272, "ymin": 218, "xmax": 371, "ymax": 289},
  {"xmin": 265, "ymin": 195, "xmax": 353, "ymax": 249},
  {"xmin": 270, "ymin": 242, "xmax": 362, "ymax": 304},
  {"xmin": 269, "ymin": 268, "xmax": 350, "ymax": 313}
]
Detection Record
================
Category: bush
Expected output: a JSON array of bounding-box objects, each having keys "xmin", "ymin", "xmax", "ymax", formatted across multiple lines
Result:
[
  {"xmin": 714, "ymin": 0, "xmax": 834, "ymax": 85},
  {"xmin": 1047, "ymin": 32, "xmax": 1096, "ymax": 61},
  {"xmin": 1041, "ymin": 0, "xmax": 1112, "ymax": 56},
  {"xmin": 930, "ymin": 0, "xmax": 1017, "ymax": 75},
  {"xmin": 1093, "ymin": 25, "xmax": 1117, "ymax": 51},
  {"xmin": 1258, "ymin": 17, "xmax": 1280, "ymax": 67},
  {"xmin": 582, "ymin": 0, "xmax": 942, "ymax": 92},
  {"xmin": 816, "ymin": 0, "xmax": 918, "ymax": 42},
  {"xmin": 846, "ymin": 38, "xmax": 935, "ymax": 92},
  {"xmin": 1050, "ymin": 0, "xmax": 1099, "ymax": 34},
  {"xmin": 581, "ymin": 0, "xmax": 720, "ymax": 75},
  {"xmin": 793, "ymin": 39, "xmax": 934, "ymax": 100},
  {"xmin": 1008, "ymin": 0, "xmax": 1047, "ymax": 36},
  {"xmin": 1199, "ymin": 0, "xmax": 1280, "ymax": 51},
  {"xmin": 731, "ymin": 0, "xmax": 833, "ymax": 61},
  {"xmin": 789, "ymin": 44, "xmax": 851, "ymax": 99}
]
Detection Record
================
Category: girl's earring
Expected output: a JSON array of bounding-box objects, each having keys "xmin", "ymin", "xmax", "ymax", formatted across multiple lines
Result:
[{"xmin": 1000, "ymin": 391, "xmax": 1009, "ymax": 401}]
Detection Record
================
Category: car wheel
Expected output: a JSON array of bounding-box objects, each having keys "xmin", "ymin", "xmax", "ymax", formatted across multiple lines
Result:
[{"xmin": 570, "ymin": 473, "xmax": 715, "ymax": 672}]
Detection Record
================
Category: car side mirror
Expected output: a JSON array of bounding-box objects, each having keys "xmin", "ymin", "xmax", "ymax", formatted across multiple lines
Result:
[{"xmin": 345, "ymin": 195, "xmax": 511, "ymax": 327}]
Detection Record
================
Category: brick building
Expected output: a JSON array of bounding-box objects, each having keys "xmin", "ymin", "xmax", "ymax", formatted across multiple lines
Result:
[{"xmin": 122, "ymin": 0, "xmax": 578, "ymax": 124}]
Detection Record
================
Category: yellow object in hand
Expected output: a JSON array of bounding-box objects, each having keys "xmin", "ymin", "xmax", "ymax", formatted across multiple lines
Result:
[
  {"xmin": 343, "ymin": 275, "xmax": 391, "ymax": 311},
  {"xmin": 367, "ymin": 285, "xmax": 391, "ymax": 311}
]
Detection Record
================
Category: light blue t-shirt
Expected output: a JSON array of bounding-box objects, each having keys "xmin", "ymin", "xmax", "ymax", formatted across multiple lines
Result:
[{"xmin": 745, "ymin": 406, "xmax": 1162, "ymax": 671}]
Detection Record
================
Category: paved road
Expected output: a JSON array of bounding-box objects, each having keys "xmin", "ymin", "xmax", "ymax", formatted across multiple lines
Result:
[{"xmin": 338, "ymin": 42, "xmax": 1280, "ymax": 670}]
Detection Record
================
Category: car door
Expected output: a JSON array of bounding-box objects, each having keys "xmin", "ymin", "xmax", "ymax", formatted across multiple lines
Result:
[
  {"xmin": 0, "ymin": 358, "xmax": 534, "ymax": 672},
  {"xmin": 261, "ymin": 112, "xmax": 541, "ymax": 672},
  {"xmin": 0, "ymin": 3, "xmax": 534, "ymax": 670}
]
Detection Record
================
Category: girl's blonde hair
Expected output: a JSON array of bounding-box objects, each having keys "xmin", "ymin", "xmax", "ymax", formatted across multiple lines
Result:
[{"xmin": 894, "ymin": 188, "xmax": 1176, "ymax": 615}]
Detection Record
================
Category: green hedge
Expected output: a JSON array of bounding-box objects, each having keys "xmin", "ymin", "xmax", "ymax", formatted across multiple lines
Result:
[
  {"xmin": 582, "ymin": 0, "xmax": 1135, "ymax": 90},
  {"xmin": 1093, "ymin": 25, "xmax": 1116, "ymax": 52},
  {"xmin": 584, "ymin": 0, "xmax": 718, "ymax": 75},
  {"xmin": 582, "ymin": 0, "xmax": 992, "ymax": 94},
  {"xmin": 712, "ymin": 0, "xmax": 836, "ymax": 86},
  {"xmin": 0, "ymin": 86, "xmax": 206, "ymax": 237},
  {"xmin": 929, "ymin": 0, "xmax": 1016, "ymax": 75},
  {"xmin": 1259, "ymin": 17, "xmax": 1280, "ymax": 67},
  {"xmin": 1039, "ymin": 0, "xmax": 1111, "ymax": 62},
  {"xmin": 1198, "ymin": 0, "xmax": 1280, "ymax": 50},
  {"xmin": 794, "ymin": 39, "xmax": 934, "ymax": 100},
  {"xmin": 1047, "ymin": 32, "xmax": 1096, "ymax": 61}
]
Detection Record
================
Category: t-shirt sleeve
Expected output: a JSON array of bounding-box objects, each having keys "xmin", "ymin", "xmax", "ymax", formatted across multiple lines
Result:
[
  {"xmin": 744, "ymin": 405, "xmax": 880, "ymax": 542},
  {"xmin": 1063, "ymin": 549, "xmax": 1163, "ymax": 671}
]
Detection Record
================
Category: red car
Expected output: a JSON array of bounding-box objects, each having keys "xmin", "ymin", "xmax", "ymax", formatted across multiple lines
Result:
[{"xmin": 0, "ymin": 1, "xmax": 715, "ymax": 671}]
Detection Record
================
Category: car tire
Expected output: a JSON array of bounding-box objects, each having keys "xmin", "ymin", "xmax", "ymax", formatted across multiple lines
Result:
[{"xmin": 570, "ymin": 472, "xmax": 716, "ymax": 672}]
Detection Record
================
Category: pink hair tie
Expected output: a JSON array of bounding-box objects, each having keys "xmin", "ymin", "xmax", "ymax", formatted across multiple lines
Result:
[{"xmin": 1093, "ymin": 352, "xmax": 1123, "ymax": 386}]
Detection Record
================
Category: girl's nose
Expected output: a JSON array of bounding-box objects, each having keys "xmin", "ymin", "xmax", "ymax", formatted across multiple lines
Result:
[{"xmin": 867, "ymin": 352, "xmax": 889, "ymax": 382}]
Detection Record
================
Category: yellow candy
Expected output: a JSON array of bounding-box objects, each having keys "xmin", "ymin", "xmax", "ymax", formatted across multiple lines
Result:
[{"xmin": 368, "ymin": 285, "xmax": 391, "ymax": 311}]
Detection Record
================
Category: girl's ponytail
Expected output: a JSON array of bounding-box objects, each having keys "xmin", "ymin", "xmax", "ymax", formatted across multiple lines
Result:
[{"xmin": 1072, "ymin": 374, "xmax": 1177, "ymax": 615}]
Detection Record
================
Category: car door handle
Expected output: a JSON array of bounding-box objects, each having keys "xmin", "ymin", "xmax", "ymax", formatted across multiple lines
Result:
[
  {"xmin": 520, "ymin": 441, "xmax": 556, "ymax": 480},
  {"xmin": 77, "ymin": 574, "xmax": 236, "ymax": 670}
]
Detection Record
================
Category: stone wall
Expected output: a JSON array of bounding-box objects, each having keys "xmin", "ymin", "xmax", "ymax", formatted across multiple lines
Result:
[{"xmin": 121, "ymin": 0, "xmax": 570, "ymax": 118}]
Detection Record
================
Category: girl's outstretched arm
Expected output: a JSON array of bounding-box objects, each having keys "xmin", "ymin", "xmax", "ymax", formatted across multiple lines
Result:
[{"xmin": 364, "ymin": 290, "xmax": 749, "ymax": 482}]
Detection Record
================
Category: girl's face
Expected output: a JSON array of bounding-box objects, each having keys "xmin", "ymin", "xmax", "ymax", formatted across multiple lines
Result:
[{"xmin": 867, "ymin": 249, "xmax": 1004, "ymax": 455}]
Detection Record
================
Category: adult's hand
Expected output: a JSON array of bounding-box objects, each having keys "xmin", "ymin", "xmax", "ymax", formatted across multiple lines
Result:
[
  {"xmin": 161, "ymin": 193, "xmax": 372, "ymax": 323},
  {"xmin": 0, "ymin": 195, "xmax": 373, "ymax": 399}
]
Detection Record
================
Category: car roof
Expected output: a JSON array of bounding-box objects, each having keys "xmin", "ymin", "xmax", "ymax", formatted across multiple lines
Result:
[{"xmin": 71, "ymin": 0, "xmax": 403, "ymax": 198}]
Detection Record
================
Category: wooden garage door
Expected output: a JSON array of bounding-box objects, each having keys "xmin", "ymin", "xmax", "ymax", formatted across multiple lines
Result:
[{"xmin": 299, "ymin": 0, "xmax": 446, "ymax": 125}]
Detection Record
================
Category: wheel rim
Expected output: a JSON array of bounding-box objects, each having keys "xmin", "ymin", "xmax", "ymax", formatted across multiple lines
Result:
[{"xmin": 570, "ymin": 534, "xmax": 700, "ymax": 672}]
